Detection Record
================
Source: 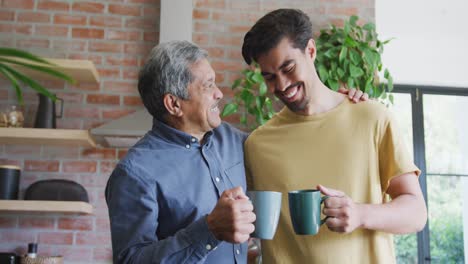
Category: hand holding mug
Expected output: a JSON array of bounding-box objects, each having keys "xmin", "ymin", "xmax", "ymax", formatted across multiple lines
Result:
[
  {"xmin": 207, "ymin": 186, "xmax": 256, "ymax": 243},
  {"xmin": 317, "ymin": 184, "xmax": 364, "ymax": 233}
]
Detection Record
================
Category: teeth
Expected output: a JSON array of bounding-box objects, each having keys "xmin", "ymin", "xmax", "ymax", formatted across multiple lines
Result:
[
  {"xmin": 210, "ymin": 106, "xmax": 219, "ymax": 112},
  {"xmin": 283, "ymin": 86, "xmax": 298, "ymax": 99}
]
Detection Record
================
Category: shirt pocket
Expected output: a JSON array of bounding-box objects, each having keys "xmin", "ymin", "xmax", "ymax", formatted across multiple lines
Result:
[{"xmin": 223, "ymin": 161, "xmax": 246, "ymax": 190}]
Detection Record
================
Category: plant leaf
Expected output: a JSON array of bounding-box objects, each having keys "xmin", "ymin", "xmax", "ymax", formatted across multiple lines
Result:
[
  {"xmin": 258, "ymin": 81, "xmax": 267, "ymax": 96},
  {"xmin": 0, "ymin": 48, "xmax": 52, "ymax": 65},
  {"xmin": 231, "ymin": 78, "xmax": 242, "ymax": 89},
  {"xmin": 339, "ymin": 46, "xmax": 348, "ymax": 63},
  {"xmin": 0, "ymin": 57, "xmax": 74, "ymax": 84},
  {"xmin": 0, "ymin": 66, "xmax": 24, "ymax": 105},
  {"xmin": 221, "ymin": 103, "xmax": 238, "ymax": 117},
  {"xmin": 349, "ymin": 64, "xmax": 364, "ymax": 78}
]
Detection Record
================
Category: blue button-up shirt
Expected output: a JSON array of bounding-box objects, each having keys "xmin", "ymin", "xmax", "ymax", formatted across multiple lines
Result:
[{"xmin": 106, "ymin": 119, "xmax": 248, "ymax": 264}]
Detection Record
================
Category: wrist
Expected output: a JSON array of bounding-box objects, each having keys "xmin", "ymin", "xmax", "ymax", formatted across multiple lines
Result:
[
  {"xmin": 205, "ymin": 214, "xmax": 220, "ymax": 240},
  {"xmin": 357, "ymin": 203, "xmax": 369, "ymax": 229}
]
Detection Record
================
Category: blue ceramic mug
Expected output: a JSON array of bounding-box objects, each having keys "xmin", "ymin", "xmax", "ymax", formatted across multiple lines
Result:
[
  {"xmin": 247, "ymin": 190, "xmax": 282, "ymax": 240},
  {"xmin": 288, "ymin": 189, "xmax": 329, "ymax": 235}
]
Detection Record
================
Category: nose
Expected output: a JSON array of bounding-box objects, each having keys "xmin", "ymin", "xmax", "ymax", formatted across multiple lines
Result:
[
  {"xmin": 275, "ymin": 75, "xmax": 291, "ymax": 92},
  {"xmin": 215, "ymin": 84, "xmax": 223, "ymax": 100}
]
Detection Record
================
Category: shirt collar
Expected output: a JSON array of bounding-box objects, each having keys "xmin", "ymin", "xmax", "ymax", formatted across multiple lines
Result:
[{"xmin": 151, "ymin": 118, "xmax": 213, "ymax": 147}]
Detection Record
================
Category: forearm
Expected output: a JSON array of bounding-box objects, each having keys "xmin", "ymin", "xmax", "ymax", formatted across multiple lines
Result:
[
  {"xmin": 115, "ymin": 217, "xmax": 221, "ymax": 264},
  {"xmin": 359, "ymin": 193, "xmax": 427, "ymax": 234}
]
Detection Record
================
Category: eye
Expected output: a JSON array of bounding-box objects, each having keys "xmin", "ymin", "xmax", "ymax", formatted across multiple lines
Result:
[
  {"xmin": 284, "ymin": 65, "xmax": 295, "ymax": 73},
  {"xmin": 263, "ymin": 74, "xmax": 275, "ymax": 82}
]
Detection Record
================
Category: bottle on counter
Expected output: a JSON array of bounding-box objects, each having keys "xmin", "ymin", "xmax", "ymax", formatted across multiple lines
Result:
[{"xmin": 27, "ymin": 243, "xmax": 37, "ymax": 258}]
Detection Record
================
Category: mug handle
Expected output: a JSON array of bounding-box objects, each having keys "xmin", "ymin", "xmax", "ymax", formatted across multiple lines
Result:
[
  {"xmin": 320, "ymin": 195, "xmax": 330, "ymax": 225},
  {"xmin": 56, "ymin": 97, "xmax": 64, "ymax": 118}
]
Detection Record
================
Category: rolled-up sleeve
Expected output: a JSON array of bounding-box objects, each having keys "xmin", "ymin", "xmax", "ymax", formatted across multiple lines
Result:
[{"xmin": 105, "ymin": 165, "xmax": 221, "ymax": 264}]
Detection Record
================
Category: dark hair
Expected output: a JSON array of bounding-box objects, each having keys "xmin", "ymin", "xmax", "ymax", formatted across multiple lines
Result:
[
  {"xmin": 138, "ymin": 41, "xmax": 207, "ymax": 121},
  {"xmin": 242, "ymin": 9, "xmax": 313, "ymax": 65}
]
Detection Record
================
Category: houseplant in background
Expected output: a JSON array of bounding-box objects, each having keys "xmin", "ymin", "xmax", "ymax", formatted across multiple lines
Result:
[
  {"xmin": 0, "ymin": 47, "xmax": 74, "ymax": 127},
  {"xmin": 222, "ymin": 15, "xmax": 393, "ymax": 130}
]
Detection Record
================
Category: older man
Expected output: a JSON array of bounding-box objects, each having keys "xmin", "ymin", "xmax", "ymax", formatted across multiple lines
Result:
[{"xmin": 106, "ymin": 40, "xmax": 367, "ymax": 264}]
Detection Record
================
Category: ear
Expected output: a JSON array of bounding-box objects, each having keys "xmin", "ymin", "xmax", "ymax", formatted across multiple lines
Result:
[
  {"xmin": 305, "ymin": 38, "xmax": 317, "ymax": 61},
  {"xmin": 163, "ymin": 94, "xmax": 183, "ymax": 117}
]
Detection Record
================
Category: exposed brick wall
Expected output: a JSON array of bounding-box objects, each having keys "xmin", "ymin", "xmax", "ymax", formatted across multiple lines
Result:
[{"xmin": 0, "ymin": 0, "xmax": 373, "ymax": 263}]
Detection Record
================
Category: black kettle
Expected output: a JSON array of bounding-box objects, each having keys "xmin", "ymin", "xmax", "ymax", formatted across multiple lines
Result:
[{"xmin": 34, "ymin": 93, "xmax": 64, "ymax": 129}]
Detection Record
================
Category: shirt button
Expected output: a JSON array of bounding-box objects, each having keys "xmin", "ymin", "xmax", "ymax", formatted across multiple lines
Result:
[
  {"xmin": 191, "ymin": 138, "xmax": 196, "ymax": 142},
  {"xmin": 236, "ymin": 249, "xmax": 240, "ymax": 254},
  {"xmin": 206, "ymin": 244, "xmax": 212, "ymax": 250},
  {"xmin": 185, "ymin": 144, "xmax": 190, "ymax": 149},
  {"xmin": 215, "ymin": 177, "xmax": 220, "ymax": 182}
]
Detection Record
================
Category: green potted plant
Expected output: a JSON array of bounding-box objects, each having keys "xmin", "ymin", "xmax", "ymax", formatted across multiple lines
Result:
[
  {"xmin": 222, "ymin": 15, "xmax": 393, "ymax": 130},
  {"xmin": 0, "ymin": 47, "xmax": 74, "ymax": 105}
]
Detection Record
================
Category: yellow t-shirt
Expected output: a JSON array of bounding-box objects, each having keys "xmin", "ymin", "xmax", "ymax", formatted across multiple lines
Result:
[{"xmin": 244, "ymin": 99, "xmax": 420, "ymax": 264}]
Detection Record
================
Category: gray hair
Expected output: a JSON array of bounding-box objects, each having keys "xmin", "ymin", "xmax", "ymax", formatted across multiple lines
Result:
[{"xmin": 138, "ymin": 40, "xmax": 208, "ymax": 121}]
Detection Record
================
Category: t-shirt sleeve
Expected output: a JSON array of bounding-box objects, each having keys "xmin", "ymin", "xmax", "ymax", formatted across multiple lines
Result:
[{"xmin": 378, "ymin": 111, "xmax": 421, "ymax": 193}]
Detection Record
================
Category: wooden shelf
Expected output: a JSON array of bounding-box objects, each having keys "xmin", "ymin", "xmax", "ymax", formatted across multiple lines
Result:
[
  {"xmin": 0, "ymin": 200, "xmax": 93, "ymax": 215},
  {"xmin": 0, "ymin": 127, "xmax": 96, "ymax": 147},
  {"xmin": 4, "ymin": 58, "xmax": 100, "ymax": 84}
]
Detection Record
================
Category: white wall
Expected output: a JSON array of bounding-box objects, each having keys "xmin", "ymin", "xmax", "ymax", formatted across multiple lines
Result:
[{"xmin": 376, "ymin": 0, "xmax": 468, "ymax": 87}]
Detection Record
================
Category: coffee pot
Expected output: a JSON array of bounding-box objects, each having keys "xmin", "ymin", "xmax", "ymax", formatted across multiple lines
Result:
[{"xmin": 34, "ymin": 93, "xmax": 63, "ymax": 129}]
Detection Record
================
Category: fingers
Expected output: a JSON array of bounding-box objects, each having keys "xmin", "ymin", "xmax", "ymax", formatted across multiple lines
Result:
[
  {"xmin": 317, "ymin": 184, "xmax": 345, "ymax": 197},
  {"xmin": 360, "ymin": 92, "xmax": 369, "ymax": 101},
  {"xmin": 351, "ymin": 89, "xmax": 363, "ymax": 103},
  {"xmin": 347, "ymin": 88, "xmax": 356, "ymax": 100},
  {"xmin": 338, "ymin": 87, "xmax": 349, "ymax": 94},
  {"xmin": 223, "ymin": 186, "xmax": 249, "ymax": 200}
]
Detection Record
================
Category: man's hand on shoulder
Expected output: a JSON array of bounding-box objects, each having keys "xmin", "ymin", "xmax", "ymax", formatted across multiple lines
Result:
[
  {"xmin": 206, "ymin": 186, "xmax": 256, "ymax": 243},
  {"xmin": 338, "ymin": 87, "xmax": 369, "ymax": 103}
]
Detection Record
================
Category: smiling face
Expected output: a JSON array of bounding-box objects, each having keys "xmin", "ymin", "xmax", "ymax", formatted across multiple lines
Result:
[
  {"xmin": 257, "ymin": 37, "xmax": 318, "ymax": 114},
  {"xmin": 179, "ymin": 58, "xmax": 223, "ymax": 135}
]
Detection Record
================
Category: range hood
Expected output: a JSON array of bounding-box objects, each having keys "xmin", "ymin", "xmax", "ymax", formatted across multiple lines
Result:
[{"xmin": 90, "ymin": 0, "xmax": 193, "ymax": 148}]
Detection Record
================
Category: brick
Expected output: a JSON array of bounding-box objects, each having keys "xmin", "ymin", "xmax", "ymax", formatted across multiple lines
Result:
[
  {"xmin": 211, "ymin": 60, "xmax": 243, "ymax": 72},
  {"xmin": 329, "ymin": 7, "xmax": 359, "ymax": 16},
  {"xmin": 102, "ymin": 81, "xmax": 137, "ymax": 93},
  {"xmin": 118, "ymin": 149, "xmax": 128, "ymax": 160},
  {"xmin": 227, "ymin": 49, "xmax": 242, "ymax": 60},
  {"xmin": 124, "ymin": 43, "xmax": 153, "ymax": 56},
  {"xmin": 41, "ymin": 146, "xmax": 79, "ymax": 159},
  {"xmin": 0, "ymin": 24, "xmax": 33, "ymax": 35},
  {"xmin": 125, "ymin": 17, "xmax": 157, "ymax": 30},
  {"xmin": 57, "ymin": 119, "xmax": 82, "ymax": 129},
  {"xmin": 0, "ymin": 217, "xmax": 17, "ymax": 228},
  {"xmin": 212, "ymin": 11, "xmax": 259, "ymax": 24},
  {"xmin": 87, "ymin": 94, "xmax": 120, "ymax": 105},
  {"xmin": 24, "ymin": 160, "xmax": 59, "ymax": 172},
  {"xmin": 193, "ymin": 33, "xmax": 209, "ymax": 45},
  {"xmin": 52, "ymin": 40, "xmax": 87, "ymax": 52},
  {"xmin": 205, "ymin": 47, "xmax": 224, "ymax": 59},
  {"xmin": 123, "ymin": 68, "xmax": 139, "ymax": 80},
  {"xmin": 2, "ymin": 0, "xmax": 34, "ymax": 9},
  {"xmin": 102, "ymin": 109, "xmax": 135, "ymax": 119},
  {"xmin": 69, "ymin": 82, "xmax": 100, "ymax": 91},
  {"xmin": 96, "ymin": 217, "xmax": 110, "ymax": 230},
  {"xmin": 54, "ymin": 14, "xmax": 87, "ymax": 25},
  {"xmin": 97, "ymin": 68, "xmax": 120, "ymax": 79},
  {"xmin": 89, "ymin": 42, "xmax": 123, "ymax": 53},
  {"xmin": 106, "ymin": 29, "xmax": 141, "ymax": 41},
  {"xmin": 83, "ymin": 120, "xmax": 104, "ymax": 130},
  {"xmin": 80, "ymin": 174, "xmax": 108, "ymax": 187},
  {"xmin": 194, "ymin": 21, "xmax": 227, "ymax": 33},
  {"xmin": 38, "ymin": 0, "xmax": 70, "ymax": 11},
  {"xmin": 105, "ymin": 56, "xmax": 138, "ymax": 67},
  {"xmin": 227, "ymin": 1, "xmax": 260, "ymax": 11},
  {"xmin": 68, "ymin": 53, "xmax": 103, "ymax": 65},
  {"xmin": 109, "ymin": 4, "xmax": 141, "ymax": 16},
  {"xmin": 72, "ymin": 2, "xmax": 105, "ymax": 13},
  {"xmin": 89, "ymin": 16, "xmax": 122, "ymax": 28},
  {"xmin": 64, "ymin": 107, "xmax": 100, "ymax": 118},
  {"xmin": 123, "ymin": 95, "xmax": 142, "ymax": 106},
  {"xmin": 58, "ymin": 218, "xmax": 93, "ymax": 231},
  {"xmin": 72, "ymin": 28, "xmax": 104, "ymax": 39},
  {"xmin": 82, "ymin": 148, "xmax": 116, "ymax": 159},
  {"xmin": 229, "ymin": 25, "xmax": 251, "ymax": 34},
  {"xmin": 19, "ymin": 218, "xmax": 55, "ymax": 229},
  {"xmin": 63, "ymin": 161, "xmax": 97, "ymax": 173},
  {"xmin": 193, "ymin": 9, "xmax": 209, "ymax": 19},
  {"xmin": 59, "ymin": 247, "xmax": 93, "ymax": 262},
  {"xmin": 55, "ymin": 92, "xmax": 84, "ymax": 103},
  {"xmin": 76, "ymin": 232, "xmax": 110, "ymax": 245},
  {"xmin": 127, "ymin": 0, "xmax": 158, "ymax": 3},
  {"xmin": 143, "ymin": 6, "xmax": 159, "ymax": 17},
  {"xmin": 194, "ymin": 0, "xmax": 225, "ymax": 9},
  {"xmin": 94, "ymin": 247, "xmax": 112, "ymax": 261},
  {"xmin": 100, "ymin": 161, "xmax": 117, "ymax": 174},
  {"xmin": 35, "ymin": 25, "xmax": 69, "ymax": 37},
  {"xmin": 143, "ymin": 31, "xmax": 158, "ymax": 42},
  {"xmin": 0, "ymin": 159, "xmax": 21, "ymax": 168},
  {"xmin": 5, "ymin": 145, "xmax": 41, "ymax": 156},
  {"xmin": 17, "ymin": 39, "xmax": 50, "ymax": 49},
  {"xmin": 213, "ymin": 35, "xmax": 242, "ymax": 46},
  {"xmin": 0, "ymin": 10, "xmax": 15, "ymax": 21},
  {"xmin": 18, "ymin": 12, "xmax": 50, "ymax": 23},
  {"xmin": 38, "ymin": 232, "xmax": 73, "ymax": 245},
  {"xmin": 0, "ymin": 230, "xmax": 36, "ymax": 243}
]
